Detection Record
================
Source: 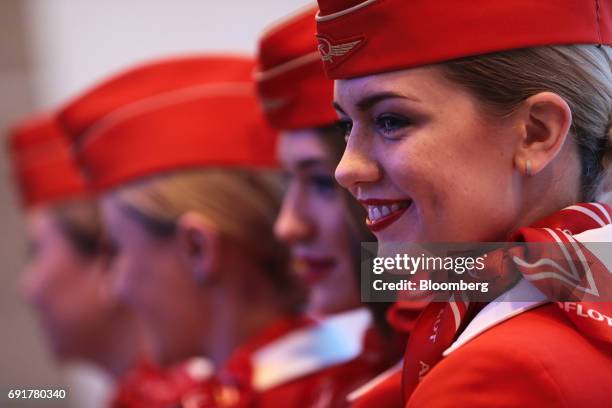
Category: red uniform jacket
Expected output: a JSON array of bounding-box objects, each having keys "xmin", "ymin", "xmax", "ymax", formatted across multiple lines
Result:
[
  {"xmin": 352, "ymin": 291, "xmax": 612, "ymax": 408},
  {"xmin": 347, "ymin": 364, "xmax": 403, "ymax": 408},
  {"xmin": 183, "ymin": 308, "xmax": 404, "ymax": 408},
  {"xmin": 347, "ymin": 302, "xmax": 425, "ymax": 408},
  {"xmin": 112, "ymin": 357, "xmax": 214, "ymax": 408},
  {"xmin": 407, "ymin": 301, "xmax": 612, "ymax": 407},
  {"xmin": 405, "ymin": 223, "xmax": 612, "ymax": 407},
  {"xmin": 353, "ymin": 222, "xmax": 612, "ymax": 408}
]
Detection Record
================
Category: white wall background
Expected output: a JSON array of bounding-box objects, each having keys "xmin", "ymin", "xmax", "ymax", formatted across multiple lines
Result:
[
  {"xmin": 0, "ymin": 0, "xmax": 312, "ymax": 403},
  {"xmin": 25, "ymin": 0, "xmax": 313, "ymax": 108}
]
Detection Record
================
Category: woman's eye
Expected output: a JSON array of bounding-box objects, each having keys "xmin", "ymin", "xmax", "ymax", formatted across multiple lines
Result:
[
  {"xmin": 375, "ymin": 114, "xmax": 410, "ymax": 137},
  {"xmin": 310, "ymin": 174, "xmax": 337, "ymax": 195},
  {"xmin": 336, "ymin": 119, "xmax": 353, "ymax": 141}
]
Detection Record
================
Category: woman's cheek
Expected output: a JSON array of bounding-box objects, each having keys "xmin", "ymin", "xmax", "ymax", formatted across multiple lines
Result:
[{"xmin": 111, "ymin": 257, "xmax": 137, "ymax": 304}]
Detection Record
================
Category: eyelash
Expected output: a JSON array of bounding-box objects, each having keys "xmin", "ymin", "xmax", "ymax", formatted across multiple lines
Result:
[
  {"xmin": 337, "ymin": 114, "xmax": 412, "ymax": 141},
  {"xmin": 283, "ymin": 171, "xmax": 337, "ymax": 196},
  {"xmin": 309, "ymin": 174, "xmax": 336, "ymax": 194},
  {"xmin": 336, "ymin": 119, "xmax": 353, "ymax": 142},
  {"xmin": 375, "ymin": 114, "xmax": 411, "ymax": 138}
]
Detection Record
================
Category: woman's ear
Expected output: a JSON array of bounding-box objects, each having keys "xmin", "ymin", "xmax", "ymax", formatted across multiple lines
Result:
[
  {"xmin": 513, "ymin": 92, "xmax": 572, "ymax": 176},
  {"xmin": 176, "ymin": 211, "xmax": 221, "ymax": 284}
]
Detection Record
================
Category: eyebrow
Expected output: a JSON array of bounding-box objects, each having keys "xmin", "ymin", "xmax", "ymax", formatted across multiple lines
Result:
[{"xmin": 333, "ymin": 91, "xmax": 420, "ymax": 115}]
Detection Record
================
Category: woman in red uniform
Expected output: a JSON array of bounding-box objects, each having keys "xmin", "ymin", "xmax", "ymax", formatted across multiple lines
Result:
[
  {"xmin": 57, "ymin": 55, "xmax": 259, "ymax": 408},
  {"xmin": 313, "ymin": 0, "xmax": 612, "ymax": 407},
  {"xmin": 65, "ymin": 55, "xmax": 394, "ymax": 407},
  {"xmin": 8, "ymin": 113, "xmax": 150, "ymax": 407},
  {"xmin": 254, "ymin": 6, "xmax": 421, "ymax": 406}
]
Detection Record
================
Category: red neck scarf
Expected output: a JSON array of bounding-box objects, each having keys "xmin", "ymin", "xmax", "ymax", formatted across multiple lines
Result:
[{"xmin": 401, "ymin": 202, "xmax": 612, "ymax": 402}]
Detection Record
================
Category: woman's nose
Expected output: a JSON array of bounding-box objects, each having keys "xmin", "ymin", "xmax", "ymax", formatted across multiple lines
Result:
[
  {"xmin": 18, "ymin": 266, "xmax": 45, "ymax": 307},
  {"xmin": 274, "ymin": 189, "xmax": 315, "ymax": 244},
  {"xmin": 335, "ymin": 133, "xmax": 381, "ymax": 192}
]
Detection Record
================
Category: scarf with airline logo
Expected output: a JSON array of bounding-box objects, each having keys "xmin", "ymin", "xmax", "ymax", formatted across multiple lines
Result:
[{"xmin": 401, "ymin": 202, "xmax": 612, "ymax": 402}]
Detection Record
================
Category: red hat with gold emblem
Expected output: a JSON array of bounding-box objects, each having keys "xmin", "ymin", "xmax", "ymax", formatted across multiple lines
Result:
[
  {"xmin": 315, "ymin": 0, "xmax": 612, "ymax": 79},
  {"xmin": 58, "ymin": 55, "xmax": 255, "ymax": 140},
  {"xmin": 255, "ymin": 5, "xmax": 338, "ymax": 130},
  {"xmin": 8, "ymin": 114, "xmax": 88, "ymax": 208},
  {"xmin": 76, "ymin": 77, "xmax": 278, "ymax": 191}
]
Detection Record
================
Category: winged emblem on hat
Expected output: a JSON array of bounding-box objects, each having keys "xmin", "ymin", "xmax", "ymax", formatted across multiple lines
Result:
[{"xmin": 317, "ymin": 37, "xmax": 362, "ymax": 63}]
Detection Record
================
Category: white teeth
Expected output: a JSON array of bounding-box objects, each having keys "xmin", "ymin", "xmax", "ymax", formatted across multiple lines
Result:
[
  {"xmin": 372, "ymin": 207, "xmax": 382, "ymax": 220},
  {"xmin": 367, "ymin": 202, "xmax": 409, "ymax": 222}
]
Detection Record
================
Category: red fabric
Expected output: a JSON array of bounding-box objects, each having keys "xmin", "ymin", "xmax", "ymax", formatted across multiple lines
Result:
[
  {"xmin": 8, "ymin": 113, "xmax": 87, "ymax": 207},
  {"xmin": 315, "ymin": 0, "xmax": 612, "ymax": 79},
  {"xmin": 78, "ymin": 80, "xmax": 278, "ymax": 191},
  {"xmin": 402, "ymin": 203, "xmax": 612, "ymax": 404},
  {"xmin": 256, "ymin": 6, "xmax": 338, "ymax": 130},
  {"xmin": 351, "ymin": 370, "xmax": 402, "ymax": 408},
  {"xmin": 183, "ymin": 316, "xmax": 404, "ymax": 407},
  {"xmin": 58, "ymin": 55, "xmax": 255, "ymax": 140},
  {"xmin": 386, "ymin": 301, "xmax": 429, "ymax": 335},
  {"xmin": 252, "ymin": 354, "xmax": 386, "ymax": 408},
  {"xmin": 112, "ymin": 358, "xmax": 212, "ymax": 408},
  {"xmin": 328, "ymin": 303, "xmax": 423, "ymax": 408},
  {"xmin": 406, "ymin": 303, "xmax": 612, "ymax": 408}
]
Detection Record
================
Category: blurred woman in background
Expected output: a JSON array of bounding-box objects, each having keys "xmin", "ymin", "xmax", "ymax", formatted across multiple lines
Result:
[
  {"xmin": 8, "ymin": 114, "xmax": 150, "ymax": 408},
  {"xmin": 55, "ymin": 55, "xmax": 271, "ymax": 408},
  {"xmin": 255, "ymin": 6, "xmax": 424, "ymax": 406},
  {"xmin": 66, "ymin": 54, "xmax": 382, "ymax": 407}
]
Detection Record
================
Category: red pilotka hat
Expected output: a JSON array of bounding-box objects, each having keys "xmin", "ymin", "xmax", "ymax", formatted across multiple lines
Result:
[
  {"xmin": 8, "ymin": 114, "xmax": 88, "ymax": 208},
  {"xmin": 315, "ymin": 0, "xmax": 612, "ymax": 79},
  {"xmin": 58, "ymin": 55, "xmax": 256, "ymax": 139},
  {"xmin": 255, "ymin": 5, "xmax": 338, "ymax": 130},
  {"xmin": 75, "ymin": 80, "xmax": 278, "ymax": 191}
]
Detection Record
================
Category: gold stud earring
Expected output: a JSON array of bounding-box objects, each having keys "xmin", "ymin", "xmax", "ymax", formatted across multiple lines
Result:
[{"xmin": 525, "ymin": 160, "xmax": 533, "ymax": 176}]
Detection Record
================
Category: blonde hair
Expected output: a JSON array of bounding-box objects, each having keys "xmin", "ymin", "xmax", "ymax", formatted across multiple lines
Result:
[
  {"xmin": 112, "ymin": 168, "xmax": 302, "ymax": 295},
  {"xmin": 440, "ymin": 45, "xmax": 612, "ymax": 200}
]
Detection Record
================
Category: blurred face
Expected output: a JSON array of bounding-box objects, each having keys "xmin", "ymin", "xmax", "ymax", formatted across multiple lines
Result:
[
  {"xmin": 20, "ymin": 208, "xmax": 110, "ymax": 360},
  {"xmin": 275, "ymin": 129, "xmax": 360, "ymax": 316},
  {"xmin": 334, "ymin": 66, "xmax": 522, "ymax": 246},
  {"xmin": 101, "ymin": 197, "xmax": 206, "ymax": 365}
]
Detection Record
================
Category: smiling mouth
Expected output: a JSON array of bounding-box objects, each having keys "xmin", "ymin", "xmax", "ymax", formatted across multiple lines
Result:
[{"xmin": 359, "ymin": 199, "xmax": 412, "ymax": 232}]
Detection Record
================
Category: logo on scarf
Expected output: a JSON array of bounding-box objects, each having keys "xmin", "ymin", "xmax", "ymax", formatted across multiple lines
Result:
[
  {"xmin": 512, "ymin": 228, "xmax": 601, "ymax": 297},
  {"xmin": 429, "ymin": 309, "xmax": 444, "ymax": 343},
  {"xmin": 418, "ymin": 361, "xmax": 430, "ymax": 379}
]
